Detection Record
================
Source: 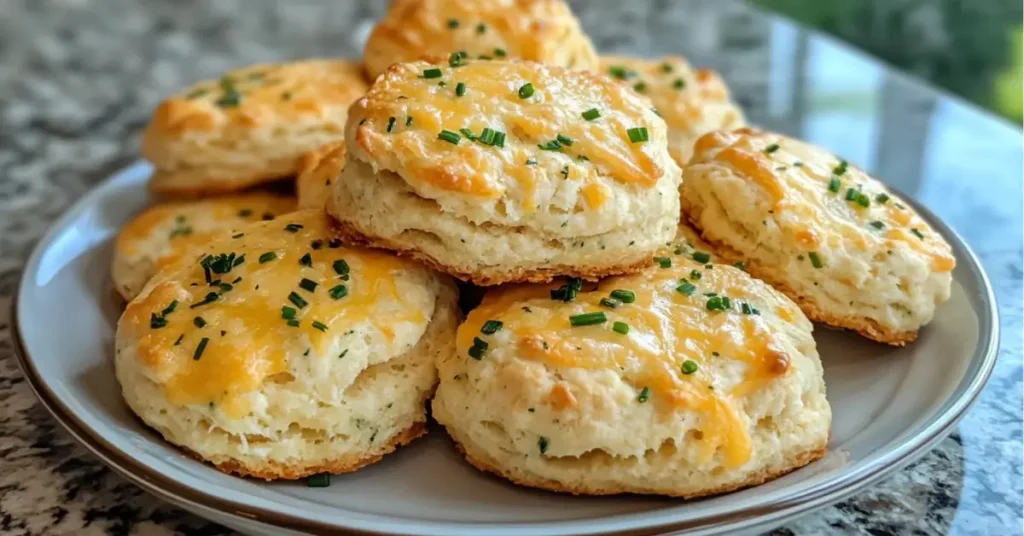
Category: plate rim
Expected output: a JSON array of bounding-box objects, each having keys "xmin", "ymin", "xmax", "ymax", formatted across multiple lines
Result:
[{"xmin": 11, "ymin": 161, "xmax": 1001, "ymax": 536}]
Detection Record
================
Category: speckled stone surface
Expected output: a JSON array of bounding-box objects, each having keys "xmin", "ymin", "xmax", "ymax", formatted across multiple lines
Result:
[{"xmin": 0, "ymin": 0, "xmax": 1020, "ymax": 534}]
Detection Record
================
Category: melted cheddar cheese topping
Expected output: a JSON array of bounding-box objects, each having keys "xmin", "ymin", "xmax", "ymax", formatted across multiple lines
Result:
[
  {"xmin": 458, "ymin": 258, "xmax": 801, "ymax": 468},
  {"xmin": 691, "ymin": 129, "xmax": 956, "ymax": 272},
  {"xmin": 150, "ymin": 60, "xmax": 368, "ymax": 134},
  {"xmin": 599, "ymin": 55, "xmax": 745, "ymax": 162},
  {"xmin": 121, "ymin": 211, "xmax": 429, "ymax": 413},
  {"xmin": 353, "ymin": 59, "xmax": 666, "ymax": 205},
  {"xmin": 365, "ymin": 0, "xmax": 598, "ymax": 78}
]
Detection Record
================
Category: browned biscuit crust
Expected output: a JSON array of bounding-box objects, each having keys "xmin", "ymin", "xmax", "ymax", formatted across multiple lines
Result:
[
  {"xmin": 446, "ymin": 429, "xmax": 826, "ymax": 499},
  {"xmin": 185, "ymin": 421, "xmax": 427, "ymax": 481},
  {"xmin": 331, "ymin": 218, "xmax": 652, "ymax": 286}
]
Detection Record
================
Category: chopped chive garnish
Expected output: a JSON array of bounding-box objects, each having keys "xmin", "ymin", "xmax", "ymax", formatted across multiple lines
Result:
[
  {"xmin": 232, "ymin": 233, "xmax": 244, "ymax": 239},
  {"xmin": 582, "ymin": 108, "xmax": 600, "ymax": 121},
  {"xmin": 673, "ymin": 78, "xmax": 685, "ymax": 90},
  {"xmin": 287, "ymin": 319, "xmax": 300, "ymax": 327},
  {"xmin": 845, "ymin": 188, "xmax": 858, "ymax": 201},
  {"xmin": 259, "ymin": 252, "xmax": 277, "ymax": 263},
  {"xmin": 299, "ymin": 278, "xmax": 318, "ymax": 292},
  {"xmin": 741, "ymin": 303, "xmax": 753, "ymax": 315},
  {"xmin": 284, "ymin": 223, "xmax": 303, "ymax": 232},
  {"xmin": 193, "ymin": 316, "xmax": 206, "ymax": 328},
  {"xmin": 526, "ymin": 158, "xmax": 537, "ymax": 165},
  {"xmin": 406, "ymin": 116, "xmax": 413, "ymax": 126},
  {"xmin": 705, "ymin": 296, "xmax": 729, "ymax": 312},
  {"xmin": 478, "ymin": 128, "xmax": 499, "ymax": 145},
  {"xmin": 492, "ymin": 131, "xmax": 506, "ymax": 148},
  {"xmin": 833, "ymin": 160, "xmax": 849, "ymax": 176},
  {"xmin": 764, "ymin": 143, "xmax": 780, "ymax": 154},
  {"xmin": 556, "ymin": 134, "xmax": 573, "ymax": 147},
  {"xmin": 307, "ymin": 473, "xmax": 331, "ymax": 488},
  {"xmin": 626, "ymin": 127, "xmax": 649, "ymax": 143},
  {"xmin": 459, "ymin": 127, "xmax": 476, "ymax": 140},
  {"xmin": 311, "ymin": 240, "xmax": 324, "ymax": 250},
  {"xmin": 282, "ymin": 306, "xmax": 297, "ymax": 320},
  {"xmin": 569, "ymin": 312, "xmax": 607, "ymax": 327},
  {"xmin": 447, "ymin": 18, "xmax": 459, "ymax": 28},
  {"xmin": 311, "ymin": 320, "xmax": 328, "ymax": 332},
  {"xmin": 299, "ymin": 253, "xmax": 312, "ymax": 266},
  {"xmin": 518, "ymin": 82, "xmax": 535, "ymax": 98},
  {"xmin": 422, "ymin": 68, "xmax": 443, "ymax": 79},
  {"xmin": 608, "ymin": 66, "xmax": 629, "ymax": 79},
  {"xmin": 233, "ymin": 254, "xmax": 245, "ymax": 267},
  {"xmin": 676, "ymin": 281, "xmax": 696, "ymax": 296},
  {"xmin": 911, "ymin": 228, "xmax": 925, "ymax": 240},
  {"xmin": 633, "ymin": 81, "xmax": 647, "ymax": 93},
  {"xmin": 448, "ymin": 52, "xmax": 463, "ymax": 67},
  {"xmin": 691, "ymin": 251, "xmax": 711, "ymax": 263},
  {"xmin": 161, "ymin": 300, "xmax": 178, "ymax": 316},
  {"xmin": 386, "ymin": 116, "xmax": 396, "ymax": 132},
  {"xmin": 690, "ymin": 269, "xmax": 702, "ymax": 280},
  {"xmin": 637, "ymin": 386, "xmax": 651, "ymax": 402},
  {"xmin": 481, "ymin": 320, "xmax": 503, "ymax": 334},
  {"xmin": 473, "ymin": 337, "xmax": 488, "ymax": 351},
  {"xmin": 655, "ymin": 256, "xmax": 672, "ymax": 268},
  {"xmin": 333, "ymin": 260, "xmax": 350, "ymax": 276},
  {"xmin": 733, "ymin": 261, "xmax": 746, "ymax": 271},
  {"xmin": 610, "ymin": 289, "xmax": 635, "ymax": 303},
  {"xmin": 538, "ymin": 436, "xmax": 549, "ymax": 454},
  {"xmin": 173, "ymin": 334, "xmax": 184, "ymax": 346},
  {"xmin": 599, "ymin": 297, "xmax": 621, "ymax": 309},
  {"xmin": 476, "ymin": 22, "xmax": 486, "ymax": 33},
  {"xmin": 189, "ymin": 292, "xmax": 220, "ymax": 309},
  {"xmin": 455, "ymin": 82, "xmax": 467, "ymax": 97},
  {"xmin": 560, "ymin": 166, "xmax": 569, "ymax": 179},
  {"xmin": 612, "ymin": 321, "xmax": 630, "ymax": 335},
  {"xmin": 193, "ymin": 337, "xmax": 209, "ymax": 360},
  {"xmin": 661, "ymin": 62, "xmax": 673, "ymax": 73},
  {"xmin": 329, "ymin": 284, "xmax": 348, "ymax": 299},
  {"xmin": 876, "ymin": 193, "xmax": 890, "ymax": 204},
  {"xmin": 150, "ymin": 314, "xmax": 168, "ymax": 329},
  {"xmin": 538, "ymin": 140, "xmax": 561, "ymax": 151},
  {"xmin": 494, "ymin": 48, "xmax": 507, "ymax": 57},
  {"xmin": 238, "ymin": 209, "xmax": 253, "ymax": 217},
  {"xmin": 828, "ymin": 177, "xmax": 841, "ymax": 192},
  {"xmin": 869, "ymin": 220, "xmax": 885, "ymax": 229},
  {"xmin": 855, "ymin": 193, "xmax": 871, "ymax": 207},
  {"xmin": 437, "ymin": 129, "xmax": 461, "ymax": 144},
  {"xmin": 468, "ymin": 345, "xmax": 485, "ymax": 360},
  {"xmin": 288, "ymin": 292, "xmax": 308, "ymax": 308},
  {"xmin": 681, "ymin": 360, "xmax": 698, "ymax": 374},
  {"xmin": 808, "ymin": 251, "xmax": 824, "ymax": 268}
]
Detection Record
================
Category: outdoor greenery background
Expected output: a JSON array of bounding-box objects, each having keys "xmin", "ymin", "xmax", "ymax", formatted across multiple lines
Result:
[{"xmin": 751, "ymin": 0, "xmax": 1023, "ymax": 122}]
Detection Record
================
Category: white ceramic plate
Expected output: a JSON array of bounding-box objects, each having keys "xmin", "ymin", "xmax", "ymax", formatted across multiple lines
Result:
[{"xmin": 14, "ymin": 162, "xmax": 998, "ymax": 536}]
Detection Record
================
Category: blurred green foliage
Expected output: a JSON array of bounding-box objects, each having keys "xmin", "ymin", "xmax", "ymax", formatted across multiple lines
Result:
[{"xmin": 751, "ymin": 0, "xmax": 1023, "ymax": 122}]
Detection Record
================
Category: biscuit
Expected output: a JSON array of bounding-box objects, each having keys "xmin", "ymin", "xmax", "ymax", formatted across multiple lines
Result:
[
  {"xmin": 363, "ymin": 0, "xmax": 599, "ymax": 80},
  {"xmin": 600, "ymin": 55, "xmax": 746, "ymax": 165},
  {"xmin": 329, "ymin": 59, "xmax": 682, "ymax": 285},
  {"xmin": 433, "ymin": 257, "xmax": 831, "ymax": 497},
  {"xmin": 114, "ymin": 210, "xmax": 459, "ymax": 479},
  {"xmin": 142, "ymin": 60, "xmax": 368, "ymax": 196},
  {"xmin": 296, "ymin": 142, "xmax": 347, "ymax": 210},
  {"xmin": 112, "ymin": 193, "xmax": 296, "ymax": 301},
  {"xmin": 680, "ymin": 129, "xmax": 955, "ymax": 345}
]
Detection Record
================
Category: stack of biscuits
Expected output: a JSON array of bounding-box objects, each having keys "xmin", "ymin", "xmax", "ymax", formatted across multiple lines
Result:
[{"xmin": 112, "ymin": 0, "xmax": 955, "ymax": 498}]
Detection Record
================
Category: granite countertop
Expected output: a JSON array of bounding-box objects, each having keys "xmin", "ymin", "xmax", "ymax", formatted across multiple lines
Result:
[{"xmin": 0, "ymin": 0, "xmax": 1021, "ymax": 534}]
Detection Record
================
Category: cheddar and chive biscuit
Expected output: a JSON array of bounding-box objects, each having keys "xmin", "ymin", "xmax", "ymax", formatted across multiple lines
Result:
[
  {"xmin": 600, "ymin": 55, "xmax": 746, "ymax": 165},
  {"xmin": 114, "ymin": 211, "xmax": 458, "ymax": 479},
  {"xmin": 142, "ymin": 60, "xmax": 368, "ymax": 196},
  {"xmin": 433, "ymin": 258, "xmax": 831, "ymax": 497},
  {"xmin": 329, "ymin": 59, "xmax": 682, "ymax": 285},
  {"xmin": 112, "ymin": 193, "xmax": 295, "ymax": 301},
  {"xmin": 297, "ymin": 142, "xmax": 347, "ymax": 210},
  {"xmin": 363, "ymin": 0, "xmax": 598, "ymax": 80},
  {"xmin": 681, "ymin": 129, "xmax": 955, "ymax": 345}
]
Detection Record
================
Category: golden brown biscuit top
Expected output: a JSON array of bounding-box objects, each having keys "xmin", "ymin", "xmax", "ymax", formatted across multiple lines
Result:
[
  {"xmin": 600, "ymin": 56, "xmax": 743, "ymax": 140},
  {"xmin": 121, "ymin": 211, "xmax": 432, "ymax": 412},
  {"xmin": 365, "ymin": 0, "xmax": 597, "ymax": 76},
  {"xmin": 350, "ymin": 59, "xmax": 669, "ymax": 206},
  {"xmin": 117, "ymin": 193, "xmax": 295, "ymax": 266},
  {"xmin": 458, "ymin": 256, "xmax": 805, "ymax": 468},
  {"xmin": 146, "ymin": 60, "xmax": 368, "ymax": 135},
  {"xmin": 690, "ymin": 129, "xmax": 956, "ymax": 273}
]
